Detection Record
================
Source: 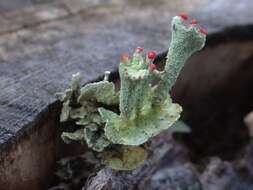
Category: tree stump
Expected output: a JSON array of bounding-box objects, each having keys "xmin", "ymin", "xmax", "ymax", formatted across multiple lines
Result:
[{"xmin": 1, "ymin": 0, "xmax": 253, "ymax": 190}]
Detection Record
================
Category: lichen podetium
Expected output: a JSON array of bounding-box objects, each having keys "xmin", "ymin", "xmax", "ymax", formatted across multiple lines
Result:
[{"xmin": 56, "ymin": 13, "xmax": 206, "ymax": 170}]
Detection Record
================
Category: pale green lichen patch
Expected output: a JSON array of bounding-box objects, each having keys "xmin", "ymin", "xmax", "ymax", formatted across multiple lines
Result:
[
  {"xmin": 84, "ymin": 127, "xmax": 111, "ymax": 152},
  {"xmin": 104, "ymin": 146, "xmax": 148, "ymax": 170},
  {"xmin": 78, "ymin": 81, "xmax": 119, "ymax": 106},
  {"xmin": 61, "ymin": 129, "xmax": 84, "ymax": 144},
  {"xmin": 56, "ymin": 73, "xmax": 81, "ymax": 122},
  {"xmin": 99, "ymin": 96, "xmax": 182, "ymax": 145},
  {"xmin": 61, "ymin": 124, "xmax": 111, "ymax": 152},
  {"xmin": 56, "ymin": 14, "xmax": 206, "ymax": 170}
]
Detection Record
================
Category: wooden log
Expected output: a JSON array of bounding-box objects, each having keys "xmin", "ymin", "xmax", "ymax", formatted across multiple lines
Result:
[{"xmin": 1, "ymin": 0, "xmax": 253, "ymax": 189}]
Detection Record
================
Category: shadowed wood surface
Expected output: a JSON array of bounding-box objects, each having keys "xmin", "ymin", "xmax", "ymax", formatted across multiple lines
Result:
[
  {"xmin": 0, "ymin": 0, "xmax": 253, "ymax": 189},
  {"xmin": 1, "ymin": 0, "xmax": 253, "ymax": 148}
]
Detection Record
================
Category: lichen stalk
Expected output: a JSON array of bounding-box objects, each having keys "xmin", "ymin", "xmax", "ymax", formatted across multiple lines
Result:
[{"xmin": 152, "ymin": 16, "xmax": 206, "ymax": 105}]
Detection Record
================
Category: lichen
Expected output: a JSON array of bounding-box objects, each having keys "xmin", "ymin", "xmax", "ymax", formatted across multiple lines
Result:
[
  {"xmin": 99, "ymin": 97, "xmax": 182, "ymax": 145},
  {"xmin": 56, "ymin": 13, "xmax": 206, "ymax": 170},
  {"xmin": 103, "ymin": 146, "xmax": 148, "ymax": 171}
]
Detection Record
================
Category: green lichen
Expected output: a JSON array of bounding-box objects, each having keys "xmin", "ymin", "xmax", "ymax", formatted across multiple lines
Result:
[
  {"xmin": 56, "ymin": 14, "xmax": 206, "ymax": 170},
  {"xmin": 99, "ymin": 97, "xmax": 181, "ymax": 145},
  {"xmin": 103, "ymin": 146, "xmax": 148, "ymax": 171},
  {"xmin": 55, "ymin": 72, "xmax": 81, "ymax": 122},
  {"xmin": 153, "ymin": 16, "xmax": 206, "ymax": 105},
  {"xmin": 78, "ymin": 76, "xmax": 119, "ymax": 106}
]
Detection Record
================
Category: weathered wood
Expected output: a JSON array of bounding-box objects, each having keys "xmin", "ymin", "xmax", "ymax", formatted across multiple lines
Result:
[
  {"xmin": 1, "ymin": 0, "xmax": 253, "ymax": 189},
  {"xmin": 1, "ymin": 0, "xmax": 253, "ymax": 148}
]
